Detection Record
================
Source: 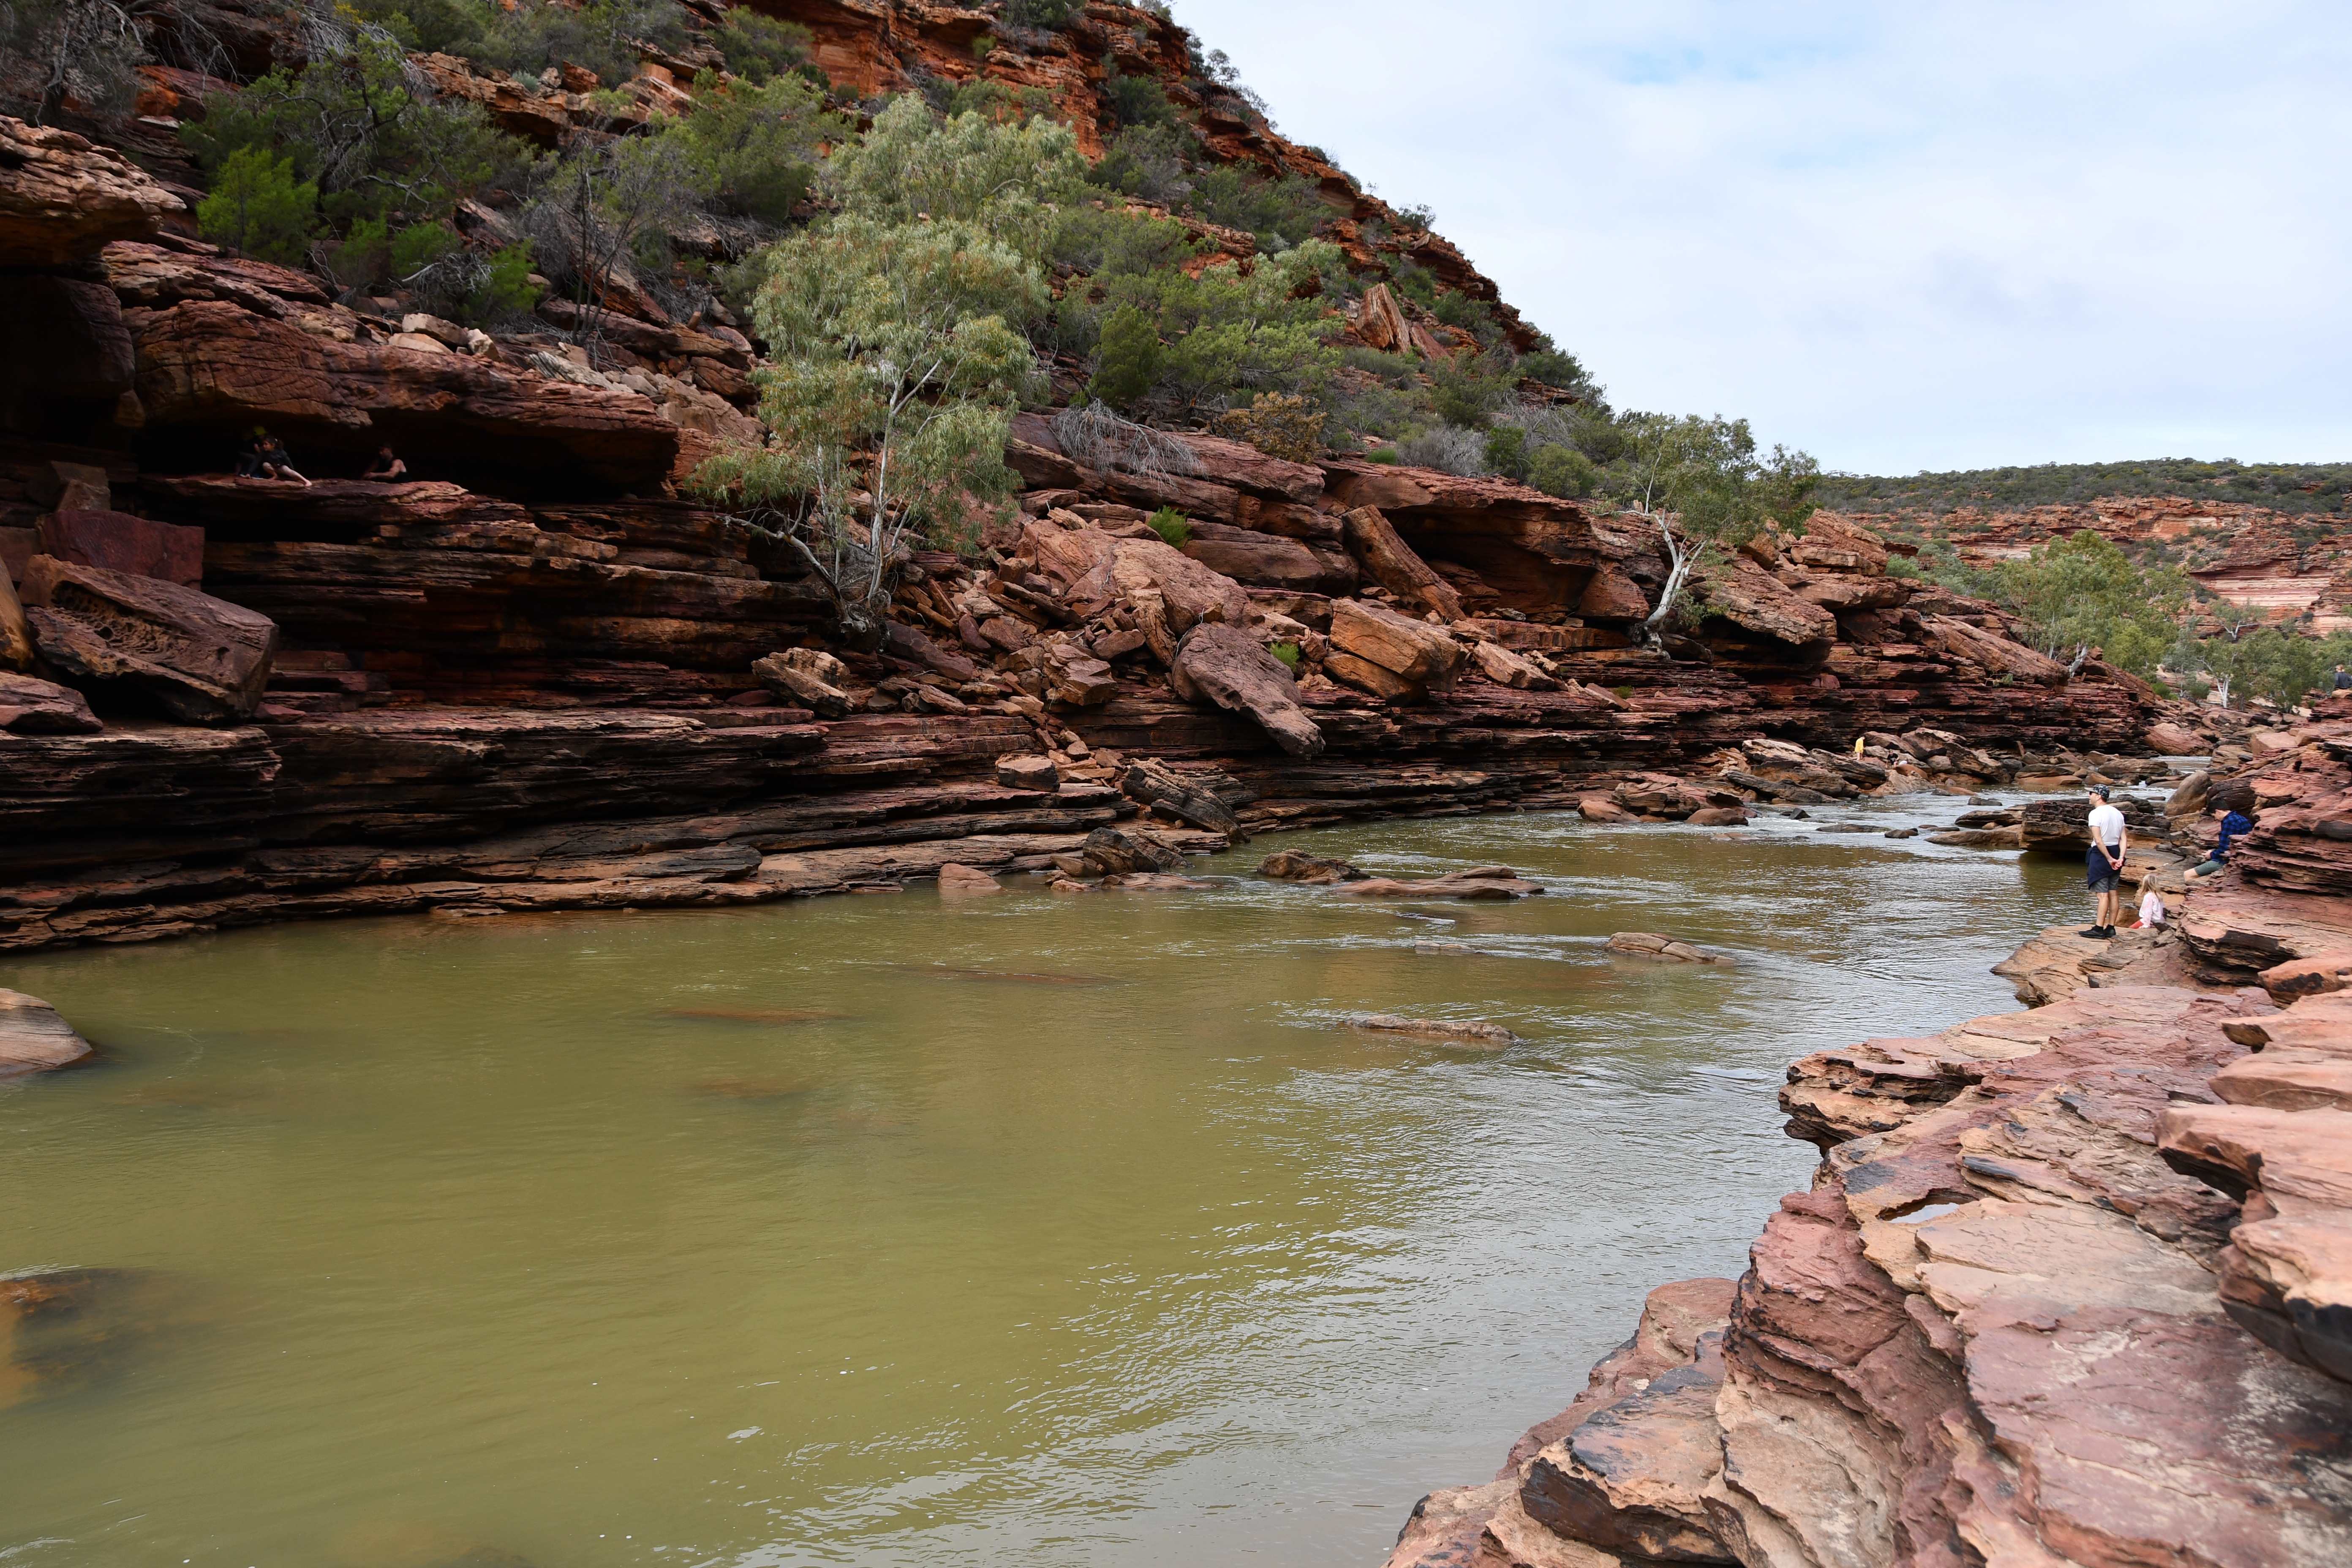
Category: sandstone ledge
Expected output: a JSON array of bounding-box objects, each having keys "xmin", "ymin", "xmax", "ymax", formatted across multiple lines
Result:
[{"xmin": 1385, "ymin": 932, "xmax": 2352, "ymax": 1566}]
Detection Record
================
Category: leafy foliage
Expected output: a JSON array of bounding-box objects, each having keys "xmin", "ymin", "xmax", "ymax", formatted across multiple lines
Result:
[
  {"xmin": 196, "ymin": 146, "xmax": 319, "ymax": 264},
  {"xmin": 695, "ymin": 99, "xmax": 1057, "ymax": 640},
  {"xmin": 1146, "ymin": 507, "xmax": 1193, "ymax": 547},
  {"xmin": 185, "ymin": 21, "xmax": 519, "ymax": 233},
  {"xmin": 656, "ymin": 71, "xmax": 837, "ymax": 226},
  {"xmin": 823, "ymin": 94, "xmax": 1085, "ymax": 257},
  {"xmin": 2189, "ymin": 627, "xmax": 2352, "ymax": 710},
  {"xmin": 1085, "ymin": 243, "xmax": 1345, "ymax": 419},
  {"xmin": 713, "ymin": 9, "xmax": 817, "ymax": 86}
]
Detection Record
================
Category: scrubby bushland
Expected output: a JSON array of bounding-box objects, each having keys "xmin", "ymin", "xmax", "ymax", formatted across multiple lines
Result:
[{"xmin": 1818, "ymin": 458, "xmax": 2352, "ymax": 519}]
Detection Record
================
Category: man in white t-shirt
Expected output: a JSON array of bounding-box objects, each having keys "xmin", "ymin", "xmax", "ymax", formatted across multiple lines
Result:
[{"xmin": 2083, "ymin": 784, "xmax": 2129, "ymax": 938}]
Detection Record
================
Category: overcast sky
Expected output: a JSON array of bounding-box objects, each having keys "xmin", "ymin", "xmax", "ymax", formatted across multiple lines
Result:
[{"xmin": 1166, "ymin": 0, "xmax": 2351, "ymax": 476}]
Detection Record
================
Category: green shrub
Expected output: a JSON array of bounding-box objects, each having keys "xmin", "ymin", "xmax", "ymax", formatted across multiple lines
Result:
[
  {"xmin": 1614, "ymin": 684, "xmax": 1634, "ymax": 699},
  {"xmin": 1484, "ymin": 425, "xmax": 1530, "ymax": 482},
  {"xmin": 1529, "ymin": 444, "xmax": 1597, "ymax": 499},
  {"xmin": 1091, "ymin": 123, "xmax": 1194, "ymax": 204},
  {"xmin": 1187, "ymin": 164, "xmax": 1326, "ymax": 250},
  {"xmin": 1004, "ymin": 0, "xmax": 1076, "ymax": 26},
  {"xmin": 716, "ymin": 9, "xmax": 815, "ymax": 85},
  {"xmin": 1089, "ymin": 304, "xmax": 1165, "ymax": 410},
  {"xmin": 1147, "ymin": 507, "xmax": 1192, "ymax": 547},
  {"xmin": 1103, "ymin": 65, "xmax": 1178, "ymax": 129},
  {"xmin": 466, "ymin": 242, "xmax": 542, "ymax": 322},
  {"xmin": 1270, "ymin": 641, "xmax": 1301, "ymax": 669},
  {"xmin": 196, "ymin": 146, "xmax": 318, "ymax": 264},
  {"xmin": 1365, "ymin": 447, "xmax": 1401, "ymax": 465},
  {"xmin": 661, "ymin": 72, "xmax": 836, "ymax": 226}
]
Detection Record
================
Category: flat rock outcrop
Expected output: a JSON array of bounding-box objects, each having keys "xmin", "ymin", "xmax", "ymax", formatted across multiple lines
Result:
[{"xmin": 1386, "ymin": 930, "xmax": 2352, "ymax": 1567}]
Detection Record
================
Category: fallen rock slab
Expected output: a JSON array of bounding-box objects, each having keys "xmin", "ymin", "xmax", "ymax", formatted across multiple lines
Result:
[
  {"xmin": 1168, "ymin": 621, "xmax": 1324, "ymax": 758},
  {"xmin": 1079, "ymin": 825, "xmax": 1185, "ymax": 876},
  {"xmin": 1121, "ymin": 756, "xmax": 1244, "ymax": 836},
  {"xmin": 996, "ymin": 753, "xmax": 1061, "ymax": 793},
  {"xmin": 1346, "ymin": 1015, "xmax": 1519, "ymax": 1046},
  {"xmin": 0, "ymin": 988, "xmax": 93, "ymax": 1075},
  {"xmin": 1098, "ymin": 871, "xmax": 1217, "ymax": 891},
  {"xmin": 1606, "ymin": 932, "xmax": 1723, "ymax": 964},
  {"xmin": 20, "ymin": 554, "xmax": 277, "ymax": 722},
  {"xmin": 0, "ymin": 670, "xmax": 101, "ymax": 735}
]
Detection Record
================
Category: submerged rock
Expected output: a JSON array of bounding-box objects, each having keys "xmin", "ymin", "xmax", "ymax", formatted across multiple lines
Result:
[
  {"xmin": 1258, "ymin": 849, "xmax": 1367, "ymax": 883},
  {"xmin": 1605, "ymin": 932, "xmax": 1723, "ymax": 964},
  {"xmin": 0, "ymin": 988, "xmax": 93, "ymax": 1075},
  {"xmin": 1331, "ymin": 867, "xmax": 1545, "ymax": 901},
  {"xmin": 1345, "ymin": 1015, "xmax": 1518, "ymax": 1046}
]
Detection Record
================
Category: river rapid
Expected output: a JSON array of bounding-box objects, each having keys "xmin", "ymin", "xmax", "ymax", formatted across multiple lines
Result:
[{"xmin": 0, "ymin": 801, "xmax": 2089, "ymax": 1568}]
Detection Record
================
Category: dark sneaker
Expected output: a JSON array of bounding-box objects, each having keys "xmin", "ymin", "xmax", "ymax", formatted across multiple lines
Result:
[{"xmin": 2080, "ymin": 926, "xmax": 2107, "ymax": 937}]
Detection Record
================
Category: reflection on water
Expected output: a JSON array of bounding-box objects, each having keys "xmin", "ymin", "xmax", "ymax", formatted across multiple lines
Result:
[{"xmin": 0, "ymin": 803, "xmax": 2085, "ymax": 1567}]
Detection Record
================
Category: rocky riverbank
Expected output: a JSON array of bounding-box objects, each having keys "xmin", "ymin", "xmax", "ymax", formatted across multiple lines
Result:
[{"xmin": 1380, "ymin": 718, "xmax": 2352, "ymax": 1568}]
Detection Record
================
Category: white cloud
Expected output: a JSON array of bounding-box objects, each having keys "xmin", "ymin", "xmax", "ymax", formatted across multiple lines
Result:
[{"xmin": 1164, "ymin": 0, "xmax": 2352, "ymax": 472}]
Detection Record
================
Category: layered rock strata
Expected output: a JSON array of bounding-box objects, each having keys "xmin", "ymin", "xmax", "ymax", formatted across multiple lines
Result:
[{"xmin": 1384, "ymin": 885, "xmax": 2352, "ymax": 1568}]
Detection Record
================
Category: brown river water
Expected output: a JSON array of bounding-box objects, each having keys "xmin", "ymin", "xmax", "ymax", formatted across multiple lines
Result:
[{"xmin": 1, "ymin": 800, "xmax": 2093, "ymax": 1568}]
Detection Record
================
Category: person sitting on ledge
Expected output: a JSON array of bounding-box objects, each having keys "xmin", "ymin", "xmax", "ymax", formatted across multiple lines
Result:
[
  {"xmin": 2186, "ymin": 782, "xmax": 2256, "ymax": 880},
  {"xmin": 361, "ymin": 444, "xmax": 408, "ymax": 482},
  {"xmin": 234, "ymin": 426, "xmax": 268, "ymax": 477},
  {"xmin": 256, "ymin": 433, "xmax": 310, "ymax": 487}
]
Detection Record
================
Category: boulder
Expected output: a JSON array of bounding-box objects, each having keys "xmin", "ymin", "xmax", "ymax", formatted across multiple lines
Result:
[
  {"xmin": 0, "ymin": 670, "xmax": 101, "ymax": 734},
  {"xmin": 1168, "ymin": 622, "xmax": 1324, "ymax": 758},
  {"xmin": 995, "ymin": 754, "xmax": 1061, "ymax": 792},
  {"xmin": 1181, "ymin": 523, "xmax": 1351, "ymax": 594},
  {"xmin": 1047, "ymin": 652, "xmax": 1119, "ymax": 708},
  {"xmin": 752, "ymin": 651, "xmax": 851, "ymax": 717},
  {"xmin": 1606, "ymin": 931, "xmax": 1723, "ymax": 963},
  {"xmin": 1685, "ymin": 806, "xmax": 1750, "ymax": 827},
  {"xmin": 1577, "ymin": 795, "xmax": 1635, "ymax": 824},
  {"xmin": 1328, "ymin": 597, "xmax": 1465, "ymax": 693},
  {"xmin": 1690, "ymin": 563, "xmax": 1837, "ymax": 646},
  {"xmin": 1258, "ymin": 850, "xmax": 1366, "ymax": 883},
  {"xmin": 1079, "ymin": 825, "xmax": 1186, "ymax": 876},
  {"xmin": 19, "ymin": 555, "xmax": 277, "ymax": 722},
  {"xmin": 0, "ymin": 117, "xmax": 180, "ymax": 265},
  {"xmin": 1341, "ymin": 506, "xmax": 1465, "ymax": 620},
  {"xmin": 1468, "ymin": 638, "xmax": 1557, "ymax": 690},
  {"xmin": 0, "ymin": 988, "xmax": 93, "ymax": 1075},
  {"xmin": 2148, "ymin": 720, "xmax": 2208, "ymax": 754},
  {"xmin": 35, "ymin": 510, "xmax": 203, "ymax": 586},
  {"xmin": 936, "ymin": 863, "xmax": 1003, "ymax": 897},
  {"xmin": 1109, "ymin": 536, "xmax": 1251, "ymax": 630},
  {"xmin": 1122, "ymin": 756, "xmax": 1244, "ymax": 837},
  {"xmin": 1345, "ymin": 1015, "xmax": 1519, "ymax": 1046}
]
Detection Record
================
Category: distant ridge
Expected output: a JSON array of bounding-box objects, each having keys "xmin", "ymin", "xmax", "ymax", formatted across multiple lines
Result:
[{"xmin": 1818, "ymin": 458, "xmax": 2352, "ymax": 519}]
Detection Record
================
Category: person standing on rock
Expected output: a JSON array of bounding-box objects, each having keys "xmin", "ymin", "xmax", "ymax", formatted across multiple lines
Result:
[{"xmin": 2082, "ymin": 784, "xmax": 2128, "ymax": 938}]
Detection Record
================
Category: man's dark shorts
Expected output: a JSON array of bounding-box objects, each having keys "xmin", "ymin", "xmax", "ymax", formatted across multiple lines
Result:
[{"xmin": 2090, "ymin": 871, "xmax": 2121, "ymax": 893}]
